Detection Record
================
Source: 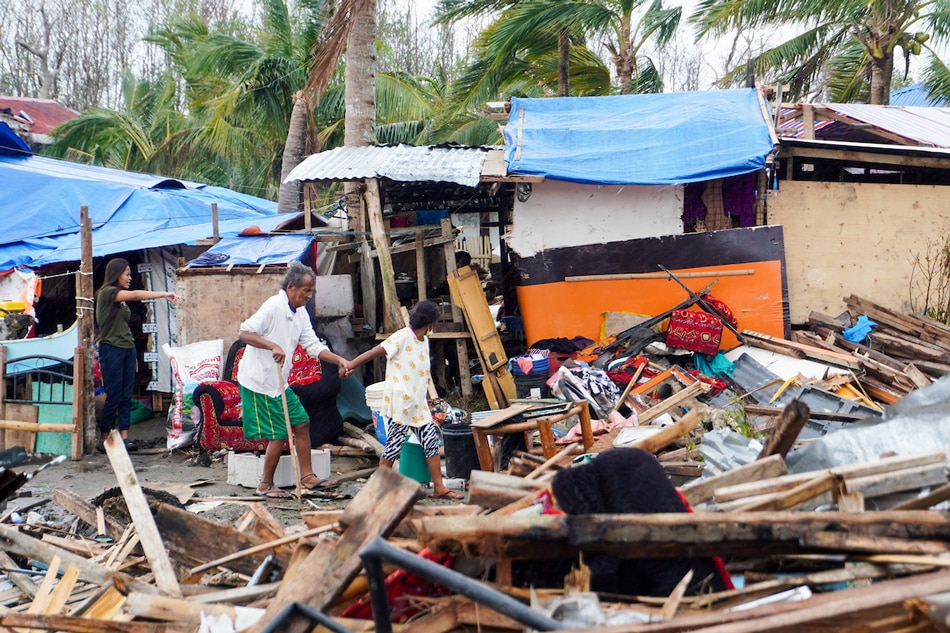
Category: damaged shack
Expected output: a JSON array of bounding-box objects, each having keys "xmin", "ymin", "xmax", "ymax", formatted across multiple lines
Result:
[{"xmin": 0, "ymin": 88, "xmax": 947, "ymax": 633}]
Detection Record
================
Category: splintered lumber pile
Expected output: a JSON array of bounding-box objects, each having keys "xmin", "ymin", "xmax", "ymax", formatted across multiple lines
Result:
[
  {"xmin": 798, "ymin": 294, "xmax": 950, "ymax": 404},
  {"xmin": 0, "ymin": 430, "xmax": 425, "ymax": 633}
]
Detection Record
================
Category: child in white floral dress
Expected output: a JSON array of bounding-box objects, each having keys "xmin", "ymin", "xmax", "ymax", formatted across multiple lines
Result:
[{"xmin": 347, "ymin": 300, "xmax": 463, "ymax": 499}]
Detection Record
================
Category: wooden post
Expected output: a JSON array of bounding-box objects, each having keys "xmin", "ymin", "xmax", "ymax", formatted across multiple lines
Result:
[
  {"xmin": 303, "ymin": 187, "xmax": 312, "ymax": 232},
  {"xmin": 415, "ymin": 228, "xmax": 426, "ymax": 303},
  {"xmin": 441, "ymin": 219, "xmax": 472, "ymax": 397},
  {"xmin": 78, "ymin": 207, "xmax": 96, "ymax": 454},
  {"xmin": 364, "ymin": 178, "xmax": 401, "ymax": 332},
  {"xmin": 70, "ymin": 346, "xmax": 83, "ymax": 460},
  {"xmin": 211, "ymin": 203, "xmax": 219, "ymax": 242}
]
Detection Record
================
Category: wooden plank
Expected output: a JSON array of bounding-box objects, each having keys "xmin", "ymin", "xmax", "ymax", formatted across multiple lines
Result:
[
  {"xmin": 248, "ymin": 467, "xmax": 424, "ymax": 633},
  {"xmin": 741, "ymin": 329, "xmax": 862, "ymax": 368},
  {"xmin": 124, "ymin": 592, "xmax": 237, "ymax": 623},
  {"xmin": 53, "ymin": 488, "xmax": 127, "ymax": 542},
  {"xmin": 26, "ymin": 554, "xmax": 61, "ymax": 618},
  {"xmin": 469, "ymin": 403, "xmax": 532, "ymax": 429},
  {"xmin": 802, "ymin": 531, "xmax": 950, "ymax": 555},
  {"xmin": 679, "ymin": 454, "xmax": 787, "ymax": 506},
  {"xmin": 566, "ymin": 569, "xmax": 950, "ymax": 633},
  {"xmin": 152, "ymin": 503, "xmax": 290, "ymax": 577},
  {"xmin": 0, "ymin": 548, "xmax": 38, "ymax": 599},
  {"xmin": 467, "ymin": 471, "xmax": 545, "ymax": 510},
  {"xmin": 891, "ymin": 482, "xmax": 950, "ymax": 510},
  {"xmin": 0, "ymin": 524, "xmax": 154, "ymax": 594},
  {"xmin": 3, "ymin": 403, "xmax": 38, "ymax": 452},
  {"xmin": 187, "ymin": 523, "xmax": 337, "ymax": 576},
  {"xmin": 43, "ymin": 564, "xmax": 80, "ymax": 616},
  {"xmin": 102, "ymin": 430, "xmax": 181, "ymax": 596},
  {"xmin": 756, "ymin": 400, "xmax": 809, "ymax": 459},
  {"xmin": 448, "ymin": 265, "xmax": 515, "ymax": 406},
  {"xmin": 735, "ymin": 472, "xmax": 844, "ymax": 512},
  {"xmin": 419, "ymin": 511, "xmax": 950, "ymax": 560},
  {"xmin": 711, "ymin": 450, "xmax": 946, "ymax": 503},
  {"xmin": 0, "ymin": 613, "xmax": 191, "ymax": 633},
  {"xmin": 614, "ymin": 405, "xmax": 705, "ymax": 454}
]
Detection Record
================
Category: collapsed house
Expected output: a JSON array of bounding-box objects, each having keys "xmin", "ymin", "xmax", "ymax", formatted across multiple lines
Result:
[{"xmin": 0, "ymin": 88, "xmax": 947, "ymax": 631}]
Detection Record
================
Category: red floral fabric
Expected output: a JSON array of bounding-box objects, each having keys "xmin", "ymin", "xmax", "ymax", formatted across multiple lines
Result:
[
  {"xmin": 665, "ymin": 309, "xmax": 723, "ymax": 355},
  {"xmin": 287, "ymin": 345, "xmax": 323, "ymax": 387},
  {"xmin": 700, "ymin": 293, "xmax": 738, "ymax": 329}
]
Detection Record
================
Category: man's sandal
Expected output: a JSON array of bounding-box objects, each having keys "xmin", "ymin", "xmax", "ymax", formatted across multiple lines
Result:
[
  {"xmin": 255, "ymin": 482, "xmax": 292, "ymax": 499},
  {"xmin": 300, "ymin": 473, "xmax": 339, "ymax": 492}
]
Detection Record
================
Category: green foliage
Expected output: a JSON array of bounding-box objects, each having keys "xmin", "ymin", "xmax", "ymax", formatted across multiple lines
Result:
[
  {"xmin": 690, "ymin": 0, "xmax": 950, "ymax": 104},
  {"xmin": 909, "ymin": 234, "xmax": 950, "ymax": 325},
  {"xmin": 716, "ymin": 398, "xmax": 759, "ymax": 440}
]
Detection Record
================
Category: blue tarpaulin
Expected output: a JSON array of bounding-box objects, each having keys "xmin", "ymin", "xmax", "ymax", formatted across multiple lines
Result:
[
  {"xmin": 186, "ymin": 234, "xmax": 314, "ymax": 267},
  {"xmin": 0, "ymin": 122, "xmax": 30, "ymax": 154},
  {"xmin": 503, "ymin": 89, "xmax": 775, "ymax": 185},
  {"xmin": 0, "ymin": 153, "xmax": 285, "ymax": 270}
]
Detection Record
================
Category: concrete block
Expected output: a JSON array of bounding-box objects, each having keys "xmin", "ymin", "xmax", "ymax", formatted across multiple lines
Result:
[{"xmin": 227, "ymin": 449, "xmax": 331, "ymax": 488}]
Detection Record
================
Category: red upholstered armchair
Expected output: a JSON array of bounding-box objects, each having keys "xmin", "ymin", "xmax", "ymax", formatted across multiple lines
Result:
[{"xmin": 192, "ymin": 340, "xmax": 342, "ymax": 452}]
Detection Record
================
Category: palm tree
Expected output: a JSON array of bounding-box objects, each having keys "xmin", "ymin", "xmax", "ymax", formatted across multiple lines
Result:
[
  {"xmin": 690, "ymin": 0, "xmax": 950, "ymax": 105},
  {"xmin": 44, "ymin": 70, "xmax": 235, "ymax": 182},
  {"xmin": 437, "ymin": 0, "xmax": 681, "ymax": 96},
  {"xmin": 149, "ymin": 0, "xmax": 326, "ymax": 206}
]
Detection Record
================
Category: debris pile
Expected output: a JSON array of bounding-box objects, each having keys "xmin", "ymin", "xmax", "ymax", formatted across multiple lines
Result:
[{"xmin": 0, "ymin": 297, "xmax": 948, "ymax": 632}]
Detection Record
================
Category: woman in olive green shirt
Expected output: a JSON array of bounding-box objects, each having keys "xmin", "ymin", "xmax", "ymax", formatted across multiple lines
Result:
[{"xmin": 95, "ymin": 258, "xmax": 178, "ymax": 452}]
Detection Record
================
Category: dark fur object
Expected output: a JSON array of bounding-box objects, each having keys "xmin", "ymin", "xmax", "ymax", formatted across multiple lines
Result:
[{"xmin": 550, "ymin": 447, "xmax": 729, "ymax": 598}]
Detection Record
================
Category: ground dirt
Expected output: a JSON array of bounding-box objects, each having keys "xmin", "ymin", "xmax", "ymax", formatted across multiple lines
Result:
[{"xmin": 8, "ymin": 416, "xmax": 398, "ymax": 532}]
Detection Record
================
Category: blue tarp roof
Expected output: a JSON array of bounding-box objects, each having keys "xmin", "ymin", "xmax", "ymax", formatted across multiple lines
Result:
[
  {"xmin": 0, "ymin": 152, "xmax": 285, "ymax": 270},
  {"xmin": 0, "ymin": 122, "xmax": 30, "ymax": 154},
  {"xmin": 503, "ymin": 88, "xmax": 775, "ymax": 185},
  {"xmin": 186, "ymin": 234, "xmax": 314, "ymax": 267}
]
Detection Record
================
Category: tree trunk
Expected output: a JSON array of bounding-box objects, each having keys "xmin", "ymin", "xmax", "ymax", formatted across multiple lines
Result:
[
  {"xmin": 344, "ymin": 0, "xmax": 377, "ymax": 147},
  {"xmin": 557, "ymin": 27, "xmax": 570, "ymax": 97},
  {"xmin": 344, "ymin": 0, "xmax": 377, "ymax": 231},
  {"xmin": 868, "ymin": 54, "xmax": 893, "ymax": 105},
  {"xmin": 277, "ymin": 91, "xmax": 310, "ymax": 214},
  {"xmin": 615, "ymin": 15, "xmax": 634, "ymax": 94}
]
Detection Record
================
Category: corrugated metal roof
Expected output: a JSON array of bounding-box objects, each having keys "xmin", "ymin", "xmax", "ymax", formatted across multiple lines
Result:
[
  {"xmin": 285, "ymin": 144, "xmax": 491, "ymax": 188},
  {"xmin": 0, "ymin": 97, "xmax": 78, "ymax": 135},
  {"xmin": 890, "ymin": 83, "xmax": 947, "ymax": 107},
  {"xmin": 820, "ymin": 102, "xmax": 950, "ymax": 147}
]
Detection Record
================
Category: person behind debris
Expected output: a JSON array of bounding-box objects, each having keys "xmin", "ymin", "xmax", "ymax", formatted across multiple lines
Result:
[
  {"xmin": 346, "ymin": 300, "xmax": 463, "ymax": 499},
  {"xmin": 237, "ymin": 261, "xmax": 352, "ymax": 499},
  {"xmin": 428, "ymin": 250, "xmax": 496, "ymax": 300},
  {"xmin": 95, "ymin": 257, "xmax": 180, "ymax": 453}
]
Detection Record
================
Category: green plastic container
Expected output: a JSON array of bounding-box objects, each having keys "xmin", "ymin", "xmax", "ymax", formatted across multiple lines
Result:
[{"xmin": 398, "ymin": 440, "xmax": 431, "ymax": 484}]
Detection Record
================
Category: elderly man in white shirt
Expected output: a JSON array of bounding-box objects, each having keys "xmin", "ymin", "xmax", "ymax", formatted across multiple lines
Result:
[{"xmin": 238, "ymin": 262, "xmax": 351, "ymax": 498}]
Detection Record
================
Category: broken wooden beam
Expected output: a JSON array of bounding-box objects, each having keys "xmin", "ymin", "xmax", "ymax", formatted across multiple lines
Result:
[
  {"xmin": 152, "ymin": 502, "xmax": 291, "ymax": 577},
  {"xmin": 419, "ymin": 511, "xmax": 950, "ymax": 560},
  {"xmin": 756, "ymin": 400, "xmax": 809, "ymax": 460},
  {"xmin": 103, "ymin": 430, "xmax": 181, "ymax": 597},
  {"xmin": 679, "ymin": 454, "xmax": 787, "ymax": 506}
]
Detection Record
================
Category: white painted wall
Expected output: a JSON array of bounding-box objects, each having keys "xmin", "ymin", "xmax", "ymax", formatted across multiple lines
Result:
[{"xmin": 509, "ymin": 180, "xmax": 684, "ymax": 256}]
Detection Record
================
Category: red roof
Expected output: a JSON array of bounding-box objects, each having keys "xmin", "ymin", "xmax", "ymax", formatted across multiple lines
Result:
[{"xmin": 0, "ymin": 97, "xmax": 79, "ymax": 135}]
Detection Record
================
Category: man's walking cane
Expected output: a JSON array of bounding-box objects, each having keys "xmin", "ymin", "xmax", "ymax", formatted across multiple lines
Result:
[{"xmin": 277, "ymin": 364, "xmax": 302, "ymax": 501}]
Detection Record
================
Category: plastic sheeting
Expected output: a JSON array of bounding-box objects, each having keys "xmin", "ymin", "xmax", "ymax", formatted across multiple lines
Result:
[
  {"xmin": 503, "ymin": 89, "xmax": 775, "ymax": 185},
  {"xmin": 0, "ymin": 122, "xmax": 30, "ymax": 154},
  {"xmin": 786, "ymin": 375, "xmax": 950, "ymax": 473},
  {"xmin": 185, "ymin": 234, "xmax": 314, "ymax": 267},
  {"xmin": 0, "ymin": 153, "xmax": 283, "ymax": 270}
]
